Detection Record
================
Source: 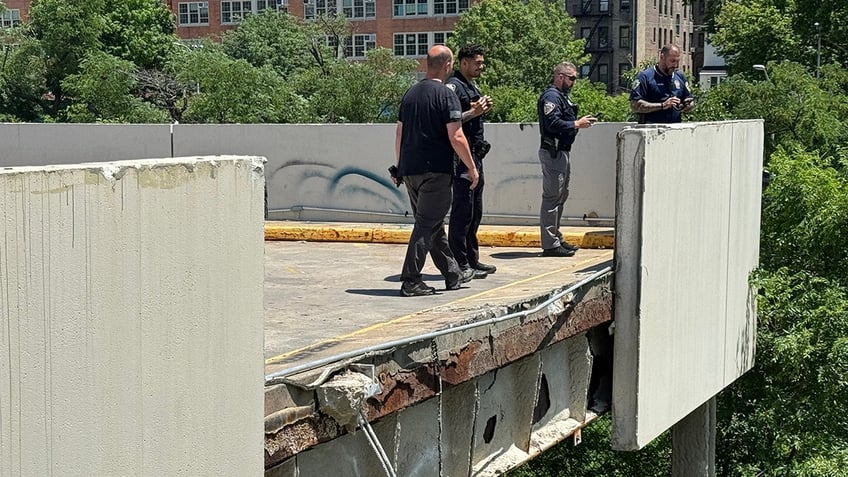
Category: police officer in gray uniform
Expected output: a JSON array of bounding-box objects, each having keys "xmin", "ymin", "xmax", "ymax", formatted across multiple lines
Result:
[{"xmin": 536, "ymin": 62, "xmax": 596, "ymax": 257}]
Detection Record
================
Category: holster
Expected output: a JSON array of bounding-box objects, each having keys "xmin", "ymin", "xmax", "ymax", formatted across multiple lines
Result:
[
  {"xmin": 541, "ymin": 136, "xmax": 557, "ymax": 159},
  {"xmin": 473, "ymin": 140, "xmax": 491, "ymax": 160}
]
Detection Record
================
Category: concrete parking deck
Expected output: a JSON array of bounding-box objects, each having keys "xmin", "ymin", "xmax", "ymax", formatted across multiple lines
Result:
[{"xmin": 262, "ymin": 221, "xmax": 615, "ymax": 379}]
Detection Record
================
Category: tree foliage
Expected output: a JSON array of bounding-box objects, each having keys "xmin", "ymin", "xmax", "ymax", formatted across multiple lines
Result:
[
  {"xmin": 28, "ymin": 0, "xmax": 106, "ymax": 115},
  {"xmin": 448, "ymin": 0, "xmax": 589, "ymax": 93},
  {"xmin": 221, "ymin": 11, "xmax": 329, "ymax": 79},
  {"xmin": 170, "ymin": 45, "xmax": 309, "ymax": 124},
  {"xmin": 708, "ymin": 0, "xmax": 848, "ymax": 76},
  {"xmin": 100, "ymin": 0, "xmax": 176, "ymax": 69}
]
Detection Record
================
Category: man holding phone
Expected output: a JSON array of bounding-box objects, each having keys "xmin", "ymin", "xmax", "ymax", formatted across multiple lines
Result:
[
  {"xmin": 536, "ymin": 61, "xmax": 597, "ymax": 257},
  {"xmin": 629, "ymin": 44, "xmax": 695, "ymax": 124}
]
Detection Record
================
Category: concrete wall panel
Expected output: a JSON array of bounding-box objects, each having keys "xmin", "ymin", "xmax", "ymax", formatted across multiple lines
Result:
[
  {"xmin": 612, "ymin": 121, "xmax": 763, "ymax": 450},
  {"xmin": 0, "ymin": 123, "xmax": 171, "ymax": 167},
  {"xmin": 441, "ymin": 380, "xmax": 477, "ymax": 477},
  {"xmin": 0, "ymin": 122, "xmax": 626, "ymax": 225},
  {"xmin": 471, "ymin": 354, "xmax": 539, "ymax": 475},
  {"xmin": 529, "ymin": 334, "xmax": 592, "ymax": 452},
  {"xmin": 0, "ymin": 157, "xmax": 265, "ymax": 476}
]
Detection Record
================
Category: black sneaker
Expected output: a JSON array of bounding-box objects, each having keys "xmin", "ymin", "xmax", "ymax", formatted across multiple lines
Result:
[
  {"xmin": 467, "ymin": 268, "xmax": 488, "ymax": 280},
  {"xmin": 541, "ymin": 246, "xmax": 576, "ymax": 257},
  {"xmin": 562, "ymin": 242, "xmax": 580, "ymax": 252},
  {"xmin": 473, "ymin": 262, "xmax": 497, "ymax": 274},
  {"xmin": 400, "ymin": 281, "xmax": 436, "ymax": 297},
  {"xmin": 445, "ymin": 268, "xmax": 475, "ymax": 290}
]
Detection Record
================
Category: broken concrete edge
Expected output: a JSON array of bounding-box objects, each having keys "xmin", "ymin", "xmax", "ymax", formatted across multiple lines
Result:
[
  {"xmin": 264, "ymin": 223, "xmax": 615, "ymax": 249},
  {"xmin": 263, "ymin": 275, "xmax": 613, "ymax": 469}
]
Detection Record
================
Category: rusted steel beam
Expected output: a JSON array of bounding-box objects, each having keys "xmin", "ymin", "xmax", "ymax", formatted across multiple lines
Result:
[{"xmin": 264, "ymin": 282, "xmax": 612, "ymax": 469}]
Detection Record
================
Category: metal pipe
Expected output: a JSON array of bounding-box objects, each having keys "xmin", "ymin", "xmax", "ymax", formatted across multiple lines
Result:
[
  {"xmin": 358, "ymin": 410, "xmax": 397, "ymax": 477},
  {"xmin": 265, "ymin": 266, "xmax": 613, "ymax": 384},
  {"xmin": 268, "ymin": 206, "xmax": 615, "ymax": 223}
]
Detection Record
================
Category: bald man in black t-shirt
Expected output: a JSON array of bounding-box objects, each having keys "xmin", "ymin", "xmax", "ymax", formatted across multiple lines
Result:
[{"xmin": 394, "ymin": 45, "xmax": 479, "ymax": 297}]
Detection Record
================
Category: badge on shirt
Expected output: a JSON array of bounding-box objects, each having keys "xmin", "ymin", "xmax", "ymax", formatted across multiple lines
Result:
[
  {"xmin": 543, "ymin": 101, "xmax": 557, "ymax": 115},
  {"xmin": 450, "ymin": 110, "xmax": 462, "ymax": 120},
  {"xmin": 446, "ymin": 83, "xmax": 456, "ymax": 92},
  {"xmin": 632, "ymin": 79, "xmax": 640, "ymax": 89},
  {"xmin": 674, "ymin": 78, "xmax": 681, "ymax": 89}
]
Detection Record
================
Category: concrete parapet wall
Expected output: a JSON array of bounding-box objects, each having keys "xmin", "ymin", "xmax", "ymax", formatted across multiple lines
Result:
[
  {"xmin": 612, "ymin": 120, "xmax": 763, "ymax": 450},
  {"xmin": 0, "ymin": 122, "xmax": 626, "ymax": 225},
  {"xmin": 0, "ymin": 157, "xmax": 266, "ymax": 476}
]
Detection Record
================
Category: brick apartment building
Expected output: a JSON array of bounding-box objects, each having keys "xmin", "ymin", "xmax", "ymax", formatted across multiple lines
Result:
[{"xmin": 1, "ymin": 0, "xmax": 708, "ymax": 91}]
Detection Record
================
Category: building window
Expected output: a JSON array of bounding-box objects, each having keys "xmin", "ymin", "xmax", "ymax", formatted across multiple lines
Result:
[
  {"xmin": 698, "ymin": 32, "xmax": 704, "ymax": 48},
  {"xmin": 433, "ymin": 0, "xmax": 469, "ymax": 15},
  {"xmin": 675, "ymin": 14, "xmax": 680, "ymax": 35},
  {"xmin": 0, "ymin": 9, "xmax": 21, "ymax": 28},
  {"xmin": 305, "ymin": 0, "xmax": 338, "ymax": 19},
  {"xmin": 599, "ymin": 0, "xmax": 609, "ymax": 12},
  {"xmin": 393, "ymin": 0, "xmax": 428, "ymax": 16},
  {"xmin": 394, "ymin": 31, "xmax": 452, "ymax": 56},
  {"xmin": 619, "ymin": 25, "xmax": 630, "ymax": 49},
  {"xmin": 581, "ymin": 27, "xmax": 592, "ymax": 48},
  {"xmin": 580, "ymin": 64, "xmax": 591, "ymax": 79},
  {"xmin": 221, "ymin": 1, "xmax": 251, "ymax": 24},
  {"xmin": 258, "ymin": 0, "xmax": 288, "ymax": 13},
  {"xmin": 598, "ymin": 26, "xmax": 609, "ymax": 48},
  {"xmin": 689, "ymin": 33, "xmax": 694, "ymax": 51},
  {"xmin": 343, "ymin": 0, "xmax": 376, "ymax": 19},
  {"xmin": 620, "ymin": 0, "xmax": 630, "ymax": 10},
  {"xmin": 619, "ymin": 63, "xmax": 630, "ymax": 88},
  {"xmin": 698, "ymin": 0, "xmax": 705, "ymax": 14},
  {"xmin": 581, "ymin": 0, "xmax": 592, "ymax": 13},
  {"xmin": 179, "ymin": 2, "xmax": 209, "ymax": 25},
  {"xmin": 433, "ymin": 31, "xmax": 453, "ymax": 44},
  {"xmin": 598, "ymin": 64, "xmax": 609, "ymax": 83},
  {"xmin": 346, "ymin": 33, "xmax": 376, "ymax": 58}
]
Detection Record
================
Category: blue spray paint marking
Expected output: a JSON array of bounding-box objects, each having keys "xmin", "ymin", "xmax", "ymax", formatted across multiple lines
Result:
[{"xmin": 328, "ymin": 167, "xmax": 405, "ymax": 202}]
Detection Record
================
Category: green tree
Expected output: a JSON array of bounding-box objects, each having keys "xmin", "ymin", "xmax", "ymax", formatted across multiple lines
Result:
[
  {"xmin": 28, "ymin": 0, "xmax": 106, "ymax": 116},
  {"xmin": 707, "ymin": 0, "xmax": 799, "ymax": 75},
  {"xmin": 172, "ymin": 45, "xmax": 309, "ymax": 123},
  {"xmin": 221, "ymin": 10, "xmax": 330, "ymax": 79},
  {"xmin": 0, "ymin": 30, "xmax": 46, "ymax": 121},
  {"xmin": 448, "ymin": 0, "xmax": 589, "ymax": 93},
  {"xmin": 100, "ymin": 0, "xmax": 177, "ymax": 69},
  {"xmin": 295, "ymin": 47, "xmax": 416, "ymax": 123},
  {"xmin": 707, "ymin": 0, "xmax": 848, "ymax": 76},
  {"xmin": 61, "ymin": 50, "xmax": 169, "ymax": 123}
]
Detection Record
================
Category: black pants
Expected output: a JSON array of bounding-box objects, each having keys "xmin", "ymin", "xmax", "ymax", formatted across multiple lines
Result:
[
  {"xmin": 449, "ymin": 162, "xmax": 484, "ymax": 269},
  {"xmin": 400, "ymin": 172, "xmax": 463, "ymax": 285}
]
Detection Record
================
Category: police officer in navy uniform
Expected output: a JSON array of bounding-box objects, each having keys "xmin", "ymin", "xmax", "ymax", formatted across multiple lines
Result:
[
  {"xmin": 446, "ymin": 44, "xmax": 497, "ymax": 278},
  {"xmin": 537, "ymin": 62, "xmax": 597, "ymax": 257},
  {"xmin": 630, "ymin": 44, "xmax": 695, "ymax": 124}
]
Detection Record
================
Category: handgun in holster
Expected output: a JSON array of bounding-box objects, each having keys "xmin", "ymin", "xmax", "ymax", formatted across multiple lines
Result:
[{"xmin": 541, "ymin": 136, "xmax": 557, "ymax": 159}]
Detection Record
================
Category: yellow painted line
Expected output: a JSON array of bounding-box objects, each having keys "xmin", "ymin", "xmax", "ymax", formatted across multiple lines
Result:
[
  {"xmin": 264, "ymin": 250, "xmax": 614, "ymax": 365},
  {"xmin": 265, "ymin": 224, "xmax": 614, "ymax": 249}
]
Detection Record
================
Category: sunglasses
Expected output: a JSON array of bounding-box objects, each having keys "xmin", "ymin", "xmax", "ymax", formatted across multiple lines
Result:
[{"xmin": 561, "ymin": 73, "xmax": 578, "ymax": 81}]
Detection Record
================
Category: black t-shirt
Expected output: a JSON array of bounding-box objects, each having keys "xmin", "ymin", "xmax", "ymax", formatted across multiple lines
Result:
[{"xmin": 397, "ymin": 79, "xmax": 462, "ymax": 177}]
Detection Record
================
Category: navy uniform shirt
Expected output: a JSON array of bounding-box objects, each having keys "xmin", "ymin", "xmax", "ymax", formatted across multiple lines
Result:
[
  {"xmin": 446, "ymin": 70, "xmax": 485, "ymax": 147},
  {"xmin": 537, "ymin": 86, "xmax": 579, "ymax": 151},
  {"xmin": 630, "ymin": 66, "xmax": 692, "ymax": 124}
]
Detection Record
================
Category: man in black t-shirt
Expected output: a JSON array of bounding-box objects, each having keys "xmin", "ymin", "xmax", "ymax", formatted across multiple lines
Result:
[{"xmin": 394, "ymin": 45, "xmax": 480, "ymax": 297}]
